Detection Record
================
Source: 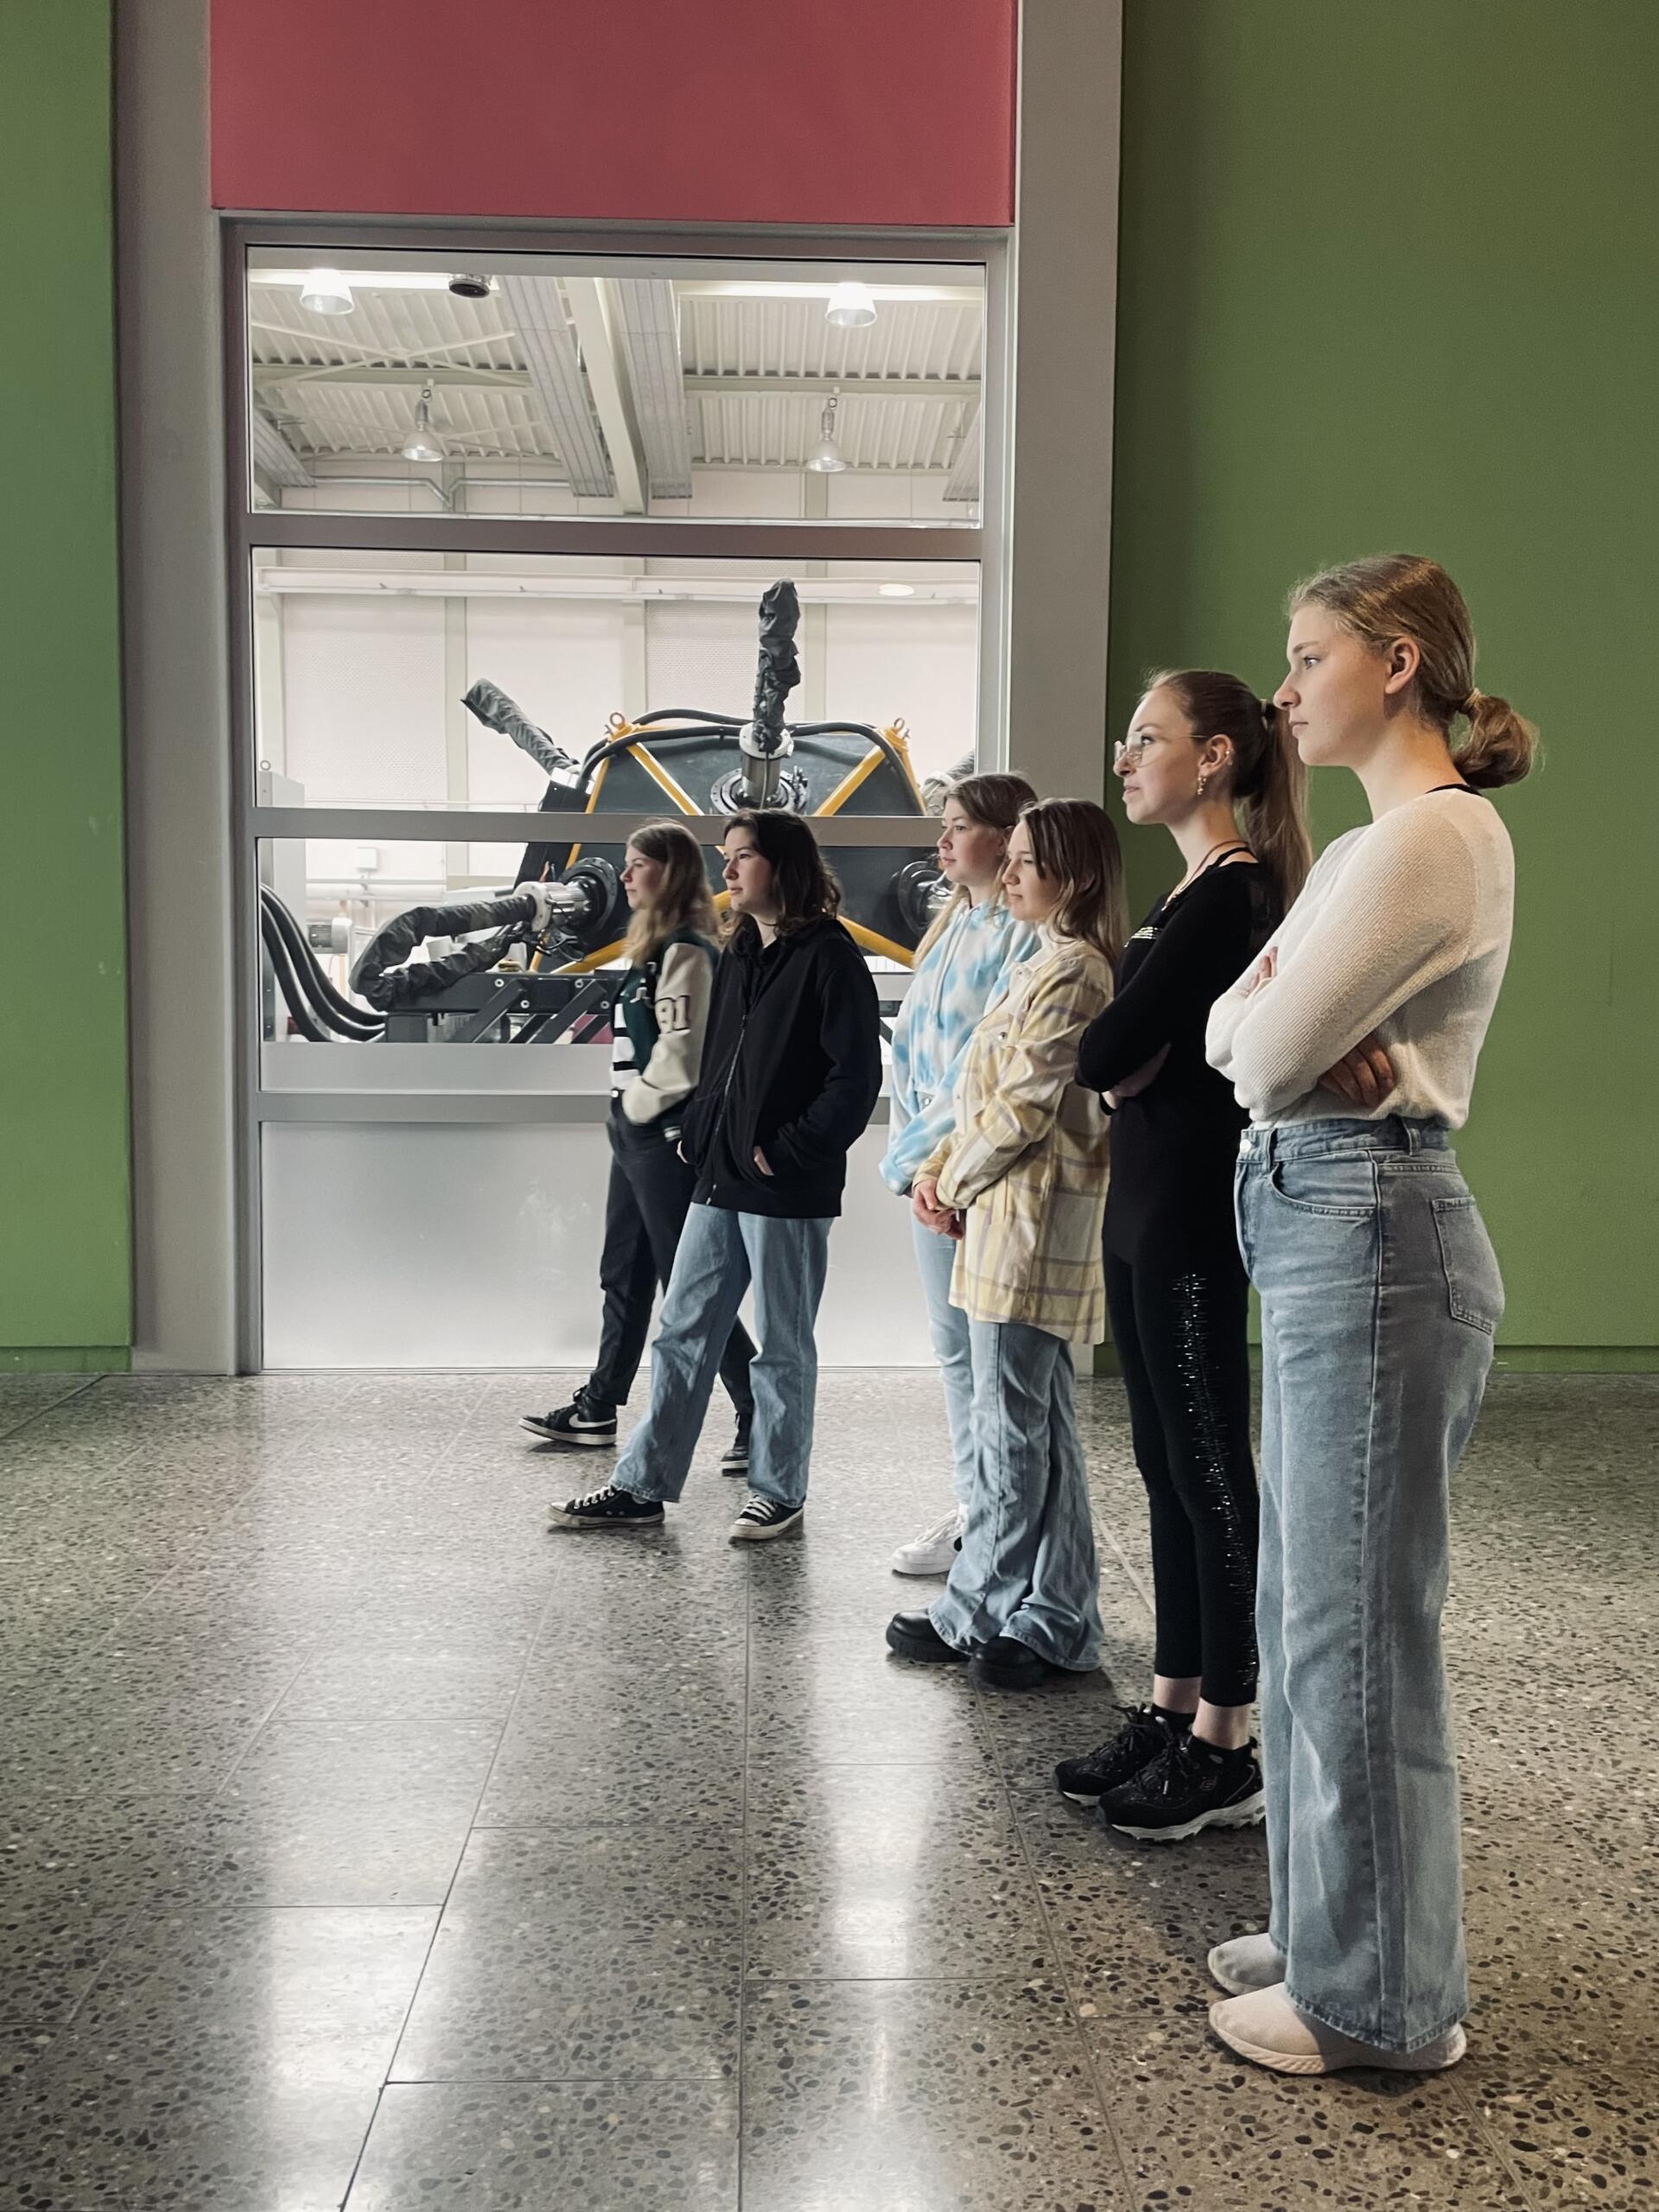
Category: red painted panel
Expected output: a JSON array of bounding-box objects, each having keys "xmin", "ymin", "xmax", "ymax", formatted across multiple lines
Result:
[{"xmin": 211, "ymin": 0, "xmax": 1017, "ymax": 228}]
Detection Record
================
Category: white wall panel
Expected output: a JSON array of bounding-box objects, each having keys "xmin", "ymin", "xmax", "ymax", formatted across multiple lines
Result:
[
  {"xmin": 281, "ymin": 594, "xmax": 447, "ymax": 807},
  {"xmin": 464, "ymin": 598, "xmax": 630, "ymax": 800},
  {"xmin": 822, "ymin": 603, "xmax": 978, "ymax": 785},
  {"xmin": 260, "ymin": 1120, "xmax": 931, "ymax": 1370}
]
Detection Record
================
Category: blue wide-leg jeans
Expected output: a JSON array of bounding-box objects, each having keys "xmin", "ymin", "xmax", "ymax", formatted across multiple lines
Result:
[
  {"xmin": 1236, "ymin": 1116, "xmax": 1503, "ymax": 2051},
  {"xmin": 614, "ymin": 1202, "xmax": 832, "ymax": 1510}
]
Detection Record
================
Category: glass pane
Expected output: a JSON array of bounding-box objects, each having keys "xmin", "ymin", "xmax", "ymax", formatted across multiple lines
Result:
[
  {"xmin": 245, "ymin": 252, "xmax": 984, "ymax": 524},
  {"xmin": 259, "ymin": 1119, "xmax": 930, "ymax": 1369},
  {"xmin": 255, "ymin": 833, "xmax": 925, "ymax": 1093},
  {"xmin": 251, "ymin": 552, "xmax": 980, "ymax": 806}
]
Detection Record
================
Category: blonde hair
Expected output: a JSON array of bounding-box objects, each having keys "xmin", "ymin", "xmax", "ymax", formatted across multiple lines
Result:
[
  {"xmin": 621, "ymin": 820, "xmax": 718, "ymax": 967},
  {"xmin": 1291, "ymin": 553, "xmax": 1537, "ymax": 790},
  {"xmin": 914, "ymin": 771, "xmax": 1039, "ymax": 961},
  {"xmin": 1018, "ymin": 796, "xmax": 1126, "ymax": 966},
  {"xmin": 1145, "ymin": 669, "xmax": 1312, "ymax": 906}
]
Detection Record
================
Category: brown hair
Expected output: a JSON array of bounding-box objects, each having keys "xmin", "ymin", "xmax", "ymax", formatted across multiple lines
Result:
[
  {"xmin": 723, "ymin": 810, "xmax": 842, "ymax": 938},
  {"xmin": 1017, "ymin": 796, "xmax": 1126, "ymax": 966},
  {"xmin": 915, "ymin": 769, "xmax": 1039, "ymax": 961},
  {"xmin": 1291, "ymin": 553, "xmax": 1537, "ymax": 790},
  {"xmin": 1145, "ymin": 669, "xmax": 1313, "ymax": 906},
  {"xmin": 621, "ymin": 820, "xmax": 719, "ymax": 965}
]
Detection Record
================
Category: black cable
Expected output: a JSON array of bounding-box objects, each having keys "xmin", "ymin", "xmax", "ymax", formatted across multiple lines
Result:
[
  {"xmin": 259, "ymin": 888, "xmax": 384, "ymax": 1037},
  {"xmin": 259, "ymin": 905, "xmax": 331, "ymax": 1043}
]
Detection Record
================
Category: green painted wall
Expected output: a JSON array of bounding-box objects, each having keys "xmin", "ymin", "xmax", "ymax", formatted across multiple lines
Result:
[
  {"xmin": 0, "ymin": 0, "xmax": 131, "ymax": 1368},
  {"xmin": 1109, "ymin": 0, "xmax": 1658, "ymax": 1350}
]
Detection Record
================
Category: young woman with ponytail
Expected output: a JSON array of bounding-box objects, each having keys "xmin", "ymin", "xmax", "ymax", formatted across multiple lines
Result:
[
  {"xmin": 522, "ymin": 823, "xmax": 756, "ymax": 1463},
  {"xmin": 1205, "ymin": 554, "xmax": 1533, "ymax": 2075},
  {"xmin": 1053, "ymin": 673, "xmax": 1310, "ymax": 1843},
  {"xmin": 881, "ymin": 772, "xmax": 1039, "ymax": 1577}
]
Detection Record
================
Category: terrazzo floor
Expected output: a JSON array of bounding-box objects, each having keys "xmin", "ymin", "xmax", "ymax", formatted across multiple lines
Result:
[{"xmin": 0, "ymin": 1367, "xmax": 1654, "ymax": 2210}]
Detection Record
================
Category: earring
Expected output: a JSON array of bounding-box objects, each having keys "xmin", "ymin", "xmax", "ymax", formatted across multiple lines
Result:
[{"xmin": 1196, "ymin": 772, "xmax": 1209, "ymax": 798}]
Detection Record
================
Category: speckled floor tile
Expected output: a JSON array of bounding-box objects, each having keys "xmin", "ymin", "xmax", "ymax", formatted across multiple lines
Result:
[
  {"xmin": 1460, "ymin": 2058, "xmax": 1656, "ymax": 2206},
  {"xmin": 742, "ymin": 1977, "xmax": 1125, "ymax": 2210},
  {"xmin": 747, "ymin": 1641, "xmax": 993, "ymax": 1765},
  {"xmin": 391, "ymin": 1944, "xmax": 741, "ymax": 2084},
  {"xmin": 388, "ymin": 1821, "xmax": 745, "ymax": 2083},
  {"xmin": 281, "ymin": 1637, "xmax": 531, "ymax": 1721},
  {"xmin": 2, "ymin": 1369, "xmax": 1654, "ymax": 2209},
  {"xmin": 745, "ymin": 1764, "xmax": 1052, "ymax": 1981},
  {"xmin": 1093, "ymin": 2030, "xmax": 1532, "ymax": 2209},
  {"xmin": 164, "ymin": 1719, "xmax": 503, "ymax": 1908},
  {"xmin": 0, "ymin": 2078, "xmax": 381, "ymax": 2211},
  {"xmin": 23, "ymin": 1902, "xmax": 435, "ymax": 2089},
  {"xmin": 345, "ymin": 2080, "xmax": 741, "ymax": 2210}
]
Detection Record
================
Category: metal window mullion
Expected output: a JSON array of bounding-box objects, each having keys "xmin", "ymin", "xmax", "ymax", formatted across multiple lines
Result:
[{"xmin": 234, "ymin": 510, "xmax": 984, "ymax": 563}]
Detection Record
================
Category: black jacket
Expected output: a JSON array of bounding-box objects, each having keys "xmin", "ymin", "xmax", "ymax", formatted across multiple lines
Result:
[{"xmin": 680, "ymin": 915, "xmax": 881, "ymax": 1218}]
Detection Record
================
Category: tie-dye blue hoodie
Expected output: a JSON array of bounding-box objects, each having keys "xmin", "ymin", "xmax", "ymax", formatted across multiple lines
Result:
[{"xmin": 880, "ymin": 894, "xmax": 1039, "ymax": 1195}]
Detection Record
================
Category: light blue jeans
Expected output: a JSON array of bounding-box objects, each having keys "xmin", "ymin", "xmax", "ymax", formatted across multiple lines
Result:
[
  {"xmin": 614, "ymin": 1202, "xmax": 832, "ymax": 1510},
  {"xmin": 1236, "ymin": 1116, "xmax": 1503, "ymax": 2052},
  {"xmin": 910, "ymin": 1215, "xmax": 975, "ymax": 1506},
  {"xmin": 929, "ymin": 1318, "xmax": 1103, "ymax": 1669}
]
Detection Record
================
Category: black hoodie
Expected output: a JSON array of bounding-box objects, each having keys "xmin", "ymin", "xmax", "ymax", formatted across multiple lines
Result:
[{"xmin": 679, "ymin": 915, "xmax": 881, "ymax": 1218}]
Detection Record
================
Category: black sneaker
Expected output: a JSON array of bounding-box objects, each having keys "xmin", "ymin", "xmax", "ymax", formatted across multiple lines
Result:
[
  {"xmin": 522, "ymin": 1385, "xmax": 618, "ymax": 1447},
  {"xmin": 546, "ymin": 1482, "xmax": 664, "ymax": 1533},
  {"xmin": 968, "ymin": 1634, "xmax": 1058, "ymax": 1691},
  {"xmin": 720, "ymin": 1420, "xmax": 753, "ymax": 1477},
  {"xmin": 1053, "ymin": 1704, "xmax": 1189, "ymax": 1804},
  {"xmin": 1098, "ymin": 1729, "xmax": 1265, "ymax": 1842},
  {"xmin": 728, "ymin": 1493, "xmax": 804, "ymax": 1544}
]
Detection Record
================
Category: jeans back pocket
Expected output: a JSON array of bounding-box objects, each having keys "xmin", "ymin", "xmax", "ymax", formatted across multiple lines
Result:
[{"xmin": 1431, "ymin": 1194, "xmax": 1504, "ymax": 1335}]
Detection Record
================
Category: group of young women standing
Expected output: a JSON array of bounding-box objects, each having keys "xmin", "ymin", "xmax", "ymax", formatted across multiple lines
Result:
[{"xmin": 537, "ymin": 550, "xmax": 1533, "ymax": 2081}]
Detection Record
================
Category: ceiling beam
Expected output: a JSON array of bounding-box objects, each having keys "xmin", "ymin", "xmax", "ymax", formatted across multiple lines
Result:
[
  {"xmin": 608, "ymin": 278, "xmax": 692, "ymax": 499},
  {"xmin": 686, "ymin": 374, "xmax": 979, "ymax": 402},
  {"xmin": 560, "ymin": 277, "xmax": 647, "ymax": 515},
  {"xmin": 253, "ymin": 365, "xmax": 982, "ymax": 404},
  {"xmin": 250, "ymin": 410, "xmax": 315, "ymax": 487},
  {"xmin": 495, "ymin": 274, "xmax": 613, "ymax": 498}
]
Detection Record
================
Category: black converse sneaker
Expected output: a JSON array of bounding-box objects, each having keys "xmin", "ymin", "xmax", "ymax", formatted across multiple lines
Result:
[
  {"xmin": 1053, "ymin": 1704, "xmax": 1189, "ymax": 1804},
  {"xmin": 728, "ymin": 1493, "xmax": 804, "ymax": 1544},
  {"xmin": 719, "ymin": 1418, "xmax": 753, "ymax": 1476},
  {"xmin": 1098, "ymin": 1728, "xmax": 1265, "ymax": 1842},
  {"xmin": 546, "ymin": 1482, "xmax": 664, "ymax": 1532},
  {"xmin": 522, "ymin": 1385, "xmax": 618, "ymax": 1447}
]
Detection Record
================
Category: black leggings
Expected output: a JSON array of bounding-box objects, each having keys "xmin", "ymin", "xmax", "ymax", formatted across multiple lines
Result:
[
  {"xmin": 1104, "ymin": 1246, "xmax": 1258, "ymax": 1707},
  {"xmin": 589, "ymin": 1109, "xmax": 755, "ymax": 1417}
]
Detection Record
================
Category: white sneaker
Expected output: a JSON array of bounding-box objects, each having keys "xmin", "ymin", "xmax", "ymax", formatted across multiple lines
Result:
[
  {"xmin": 890, "ymin": 1508, "xmax": 965, "ymax": 1578},
  {"xmin": 1208, "ymin": 1931, "xmax": 1287, "ymax": 1996}
]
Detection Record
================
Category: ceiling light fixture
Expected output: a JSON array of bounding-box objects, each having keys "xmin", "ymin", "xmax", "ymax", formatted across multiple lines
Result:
[
  {"xmin": 878, "ymin": 582, "xmax": 916, "ymax": 598},
  {"xmin": 825, "ymin": 280, "xmax": 878, "ymax": 329},
  {"xmin": 299, "ymin": 267, "xmax": 355, "ymax": 315},
  {"xmin": 805, "ymin": 391, "xmax": 848, "ymax": 474},
  {"xmin": 401, "ymin": 385, "xmax": 445, "ymax": 463}
]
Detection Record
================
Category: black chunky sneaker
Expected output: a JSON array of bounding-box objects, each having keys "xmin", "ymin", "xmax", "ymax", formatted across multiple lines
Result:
[
  {"xmin": 728, "ymin": 1493, "xmax": 804, "ymax": 1543},
  {"xmin": 1099, "ymin": 1729, "xmax": 1265, "ymax": 1842},
  {"xmin": 546, "ymin": 1482, "xmax": 664, "ymax": 1532},
  {"xmin": 885, "ymin": 1611, "xmax": 969, "ymax": 1664},
  {"xmin": 1053, "ymin": 1703, "xmax": 1189, "ymax": 1804},
  {"xmin": 719, "ymin": 1418, "xmax": 753, "ymax": 1476},
  {"xmin": 522, "ymin": 1384, "xmax": 618, "ymax": 1447}
]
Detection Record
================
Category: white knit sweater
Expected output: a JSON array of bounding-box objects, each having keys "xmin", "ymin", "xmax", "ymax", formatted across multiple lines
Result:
[{"xmin": 1205, "ymin": 790, "xmax": 1515, "ymax": 1129}]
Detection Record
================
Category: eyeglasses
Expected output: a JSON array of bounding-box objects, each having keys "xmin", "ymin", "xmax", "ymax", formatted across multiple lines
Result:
[{"xmin": 1114, "ymin": 734, "xmax": 1157, "ymax": 768}]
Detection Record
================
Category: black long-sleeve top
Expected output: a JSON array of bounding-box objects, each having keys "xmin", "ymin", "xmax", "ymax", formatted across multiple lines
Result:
[{"xmin": 1077, "ymin": 861, "xmax": 1281, "ymax": 1265}]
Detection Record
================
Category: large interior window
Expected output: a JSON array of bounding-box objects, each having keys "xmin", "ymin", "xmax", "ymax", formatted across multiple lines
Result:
[{"xmin": 232, "ymin": 236, "xmax": 996, "ymax": 1369}]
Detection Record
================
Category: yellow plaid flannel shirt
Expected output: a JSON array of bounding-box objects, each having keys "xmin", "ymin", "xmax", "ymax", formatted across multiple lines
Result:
[{"xmin": 921, "ymin": 929, "xmax": 1112, "ymax": 1345}]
